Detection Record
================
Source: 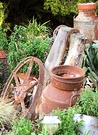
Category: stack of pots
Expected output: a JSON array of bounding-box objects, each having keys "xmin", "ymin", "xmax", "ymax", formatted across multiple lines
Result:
[{"xmin": 40, "ymin": 65, "xmax": 85, "ymax": 114}]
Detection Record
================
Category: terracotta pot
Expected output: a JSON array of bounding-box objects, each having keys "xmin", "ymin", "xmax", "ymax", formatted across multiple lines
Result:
[
  {"xmin": 51, "ymin": 65, "xmax": 85, "ymax": 91},
  {"xmin": 0, "ymin": 49, "xmax": 6, "ymax": 59}
]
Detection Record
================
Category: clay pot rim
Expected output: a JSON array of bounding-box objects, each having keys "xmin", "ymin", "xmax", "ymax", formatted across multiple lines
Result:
[
  {"xmin": 78, "ymin": 3, "xmax": 96, "ymax": 10},
  {"xmin": 51, "ymin": 65, "xmax": 85, "ymax": 80},
  {"xmin": 0, "ymin": 49, "xmax": 6, "ymax": 58}
]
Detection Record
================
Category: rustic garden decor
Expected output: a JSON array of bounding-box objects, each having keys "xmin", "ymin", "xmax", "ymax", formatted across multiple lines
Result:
[
  {"xmin": 74, "ymin": 3, "xmax": 98, "ymax": 42},
  {"xmin": 45, "ymin": 25, "xmax": 86, "ymax": 86},
  {"xmin": 2, "ymin": 56, "xmax": 45, "ymax": 119},
  {"xmin": 40, "ymin": 65, "xmax": 85, "ymax": 114}
]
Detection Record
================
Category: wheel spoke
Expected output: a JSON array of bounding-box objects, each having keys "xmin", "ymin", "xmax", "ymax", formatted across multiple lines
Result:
[
  {"xmin": 23, "ymin": 59, "xmax": 34, "ymax": 84},
  {"xmin": 13, "ymin": 72, "xmax": 20, "ymax": 87}
]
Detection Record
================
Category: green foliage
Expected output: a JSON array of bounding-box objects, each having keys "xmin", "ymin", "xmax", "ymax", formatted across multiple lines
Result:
[
  {"xmin": 52, "ymin": 108, "xmax": 76, "ymax": 135},
  {"xmin": 44, "ymin": 0, "xmax": 93, "ymax": 16},
  {"xmin": 6, "ymin": 116, "xmax": 33, "ymax": 135},
  {"xmin": 83, "ymin": 41, "xmax": 98, "ymax": 90},
  {"xmin": 0, "ymin": 28, "xmax": 8, "ymax": 51},
  {"xmin": 96, "ymin": 1, "xmax": 98, "ymax": 14},
  {"xmin": 27, "ymin": 19, "xmax": 50, "ymax": 37},
  {"xmin": 7, "ymin": 19, "xmax": 51, "ymax": 74},
  {"xmin": 0, "ymin": 2, "xmax": 5, "ymax": 27},
  {"xmin": 0, "ymin": 2, "xmax": 10, "ymax": 32},
  {"xmin": 5, "ymin": 88, "xmax": 98, "ymax": 134},
  {"xmin": 75, "ymin": 88, "xmax": 98, "ymax": 117}
]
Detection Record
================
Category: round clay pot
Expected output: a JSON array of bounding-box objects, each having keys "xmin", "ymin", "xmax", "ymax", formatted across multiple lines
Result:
[{"xmin": 51, "ymin": 65, "xmax": 85, "ymax": 91}]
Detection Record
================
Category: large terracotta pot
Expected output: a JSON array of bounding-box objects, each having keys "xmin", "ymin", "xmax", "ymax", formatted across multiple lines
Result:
[{"xmin": 40, "ymin": 65, "xmax": 85, "ymax": 114}]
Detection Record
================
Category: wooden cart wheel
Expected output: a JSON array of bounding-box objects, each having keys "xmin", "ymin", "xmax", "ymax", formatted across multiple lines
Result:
[{"xmin": 2, "ymin": 56, "xmax": 44, "ymax": 119}]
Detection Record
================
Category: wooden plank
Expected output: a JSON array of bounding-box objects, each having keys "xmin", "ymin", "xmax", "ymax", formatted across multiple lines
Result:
[{"xmin": 64, "ymin": 33, "xmax": 87, "ymax": 67}]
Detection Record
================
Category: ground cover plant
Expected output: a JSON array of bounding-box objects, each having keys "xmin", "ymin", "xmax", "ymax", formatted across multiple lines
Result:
[
  {"xmin": 74, "ymin": 88, "xmax": 98, "ymax": 117},
  {"xmin": 6, "ymin": 116, "xmax": 33, "ymax": 135}
]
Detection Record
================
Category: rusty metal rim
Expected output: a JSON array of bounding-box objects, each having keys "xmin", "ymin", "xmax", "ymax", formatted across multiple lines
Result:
[
  {"xmin": 51, "ymin": 77, "xmax": 84, "ymax": 84},
  {"xmin": 51, "ymin": 65, "xmax": 85, "ymax": 80}
]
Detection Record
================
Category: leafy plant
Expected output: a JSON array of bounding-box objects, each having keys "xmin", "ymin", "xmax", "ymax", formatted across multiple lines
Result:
[
  {"xmin": 7, "ymin": 19, "xmax": 51, "ymax": 75},
  {"xmin": 75, "ymin": 88, "xmax": 98, "ymax": 117},
  {"xmin": 0, "ymin": 2, "xmax": 5, "ymax": 27},
  {"xmin": 0, "ymin": 28, "xmax": 8, "ymax": 51},
  {"xmin": 6, "ymin": 116, "xmax": 33, "ymax": 135},
  {"xmin": 82, "ymin": 41, "xmax": 98, "ymax": 90},
  {"xmin": 44, "ymin": 0, "xmax": 93, "ymax": 16},
  {"xmin": 52, "ymin": 108, "xmax": 77, "ymax": 135}
]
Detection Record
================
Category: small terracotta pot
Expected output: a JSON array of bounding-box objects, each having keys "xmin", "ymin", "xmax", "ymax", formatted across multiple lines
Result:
[{"xmin": 0, "ymin": 49, "xmax": 6, "ymax": 59}]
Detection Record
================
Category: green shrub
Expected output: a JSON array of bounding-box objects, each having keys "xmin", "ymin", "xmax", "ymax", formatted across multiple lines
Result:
[
  {"xmin": 7, "ymin": 19, "xmax": 51, "ymax": 75},
  {"xmin": 6, "ymin": 116, "xmax": 33, "ymax": 135},
  {"xmin": 52, "ymin": 108, "xmax": 76, "ymax": 135},
  {"xmin": 0, "ymin": 28, "xmax": 8, "ymax": 51},
  {"xmin": 44, "ymin": 0, "xmax": 93, "ymax": 16},
  {"xmin": 75, "ymin": 88, "xmax": 98, "ymax": 117},
  {"xmin": 83, "ymin": 41, "xmax": 98, "ymax": 90}
]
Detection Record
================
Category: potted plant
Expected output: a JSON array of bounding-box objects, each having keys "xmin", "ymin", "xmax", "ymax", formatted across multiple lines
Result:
[{"xmin": 74, "ymin": 88, "xmax": 98, "ymax": 135}]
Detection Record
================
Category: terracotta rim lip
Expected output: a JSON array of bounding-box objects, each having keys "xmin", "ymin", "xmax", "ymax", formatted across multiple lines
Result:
[
  {"xmin": 78, "ymin": 3, "xmax": 96, "ymax": 10},
  {"xmin": 0, "ymin": 49, "xmax": 6, "ymax": 58}
]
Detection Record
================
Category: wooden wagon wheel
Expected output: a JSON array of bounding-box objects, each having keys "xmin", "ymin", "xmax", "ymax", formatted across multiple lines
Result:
[{"xmin": 2, "ymin": 56, "xmax": 45, "ymax": 119}]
